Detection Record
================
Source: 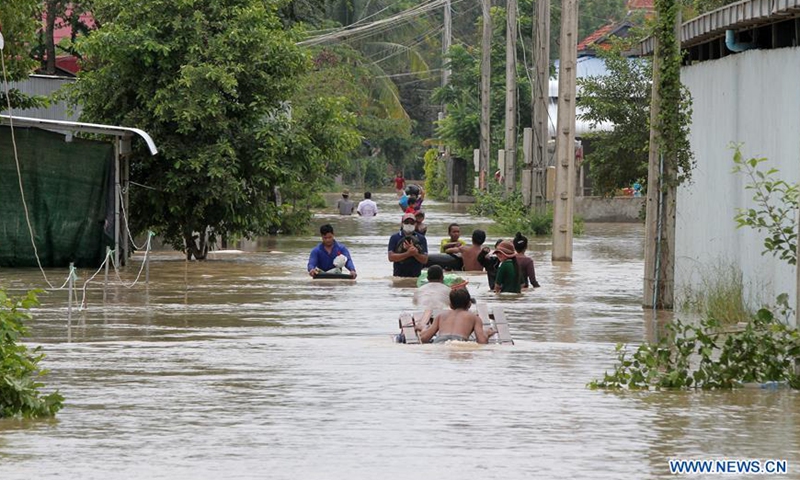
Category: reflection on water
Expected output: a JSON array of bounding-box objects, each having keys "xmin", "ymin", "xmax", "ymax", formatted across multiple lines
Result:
[{"xmin": 1, "ymin": 193, "xmax": 798, "ymax": 479}]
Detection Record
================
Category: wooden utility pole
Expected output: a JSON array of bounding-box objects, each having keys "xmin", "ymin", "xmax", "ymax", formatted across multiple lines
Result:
[
  {"xmin": 643, "ymin": 6, "xmax": 680, "ymax": 309},
  {"xmin": 503, "ymin": 0, "xmax": 518, "ymax": 195},
  {"xmin": 532, "ymin": 0, "xmax": 550, "ymax": 210},
  {"xmin": 551, "ymin": 0, "xmax": 577, "ymax": 262},
  {"xmin": 442, "ymin": 0, "xmax": 452, "ymax": 89},
  {"xmin": 479, "ymin": 0, "xmax": 492, "ymax": 190}
]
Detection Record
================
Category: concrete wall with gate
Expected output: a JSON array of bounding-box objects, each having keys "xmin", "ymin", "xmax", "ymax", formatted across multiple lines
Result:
[{"xmin": 676, "ymin": 47, "xmax": 800, "ymax": 317}]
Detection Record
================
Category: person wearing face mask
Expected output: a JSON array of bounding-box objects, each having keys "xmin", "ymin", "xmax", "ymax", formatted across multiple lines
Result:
[{"xmin": 388, "ymin": 213, "xmax": 429, "ymax": 277}]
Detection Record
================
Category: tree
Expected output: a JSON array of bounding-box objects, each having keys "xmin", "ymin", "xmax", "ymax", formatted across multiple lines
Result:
[
  {"xmin": 0, "ymin": 289, "xmax": 64, "ymax": 418},
  {"xmin": 433, "ymin": 7, "xmax": 532, "ymax": 163},
  {"xmin": 0, "ymin": 0, "xmax": 42, "ymax": 109},
  {"xmin": 578, "ymin": 0, "xmax": 627, "ymax": 42},
  {"xmin": 37, "ymin": 0, "xmax": 95, "ymax": 74},
  {"xmin": 577, "ymin": 39, "xmax": 652, "ymax": 196},
  {"xmin": 72, "ymin": 0, "xmax": 359, "ymax": 259},
  {"xmin": 299, "ymin": 46, "xmax": 420, "ymax": 185}
]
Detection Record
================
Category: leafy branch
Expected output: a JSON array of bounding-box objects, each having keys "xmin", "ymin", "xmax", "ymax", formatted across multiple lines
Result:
[
  {"xmin": 590, "ymin": 307, "xmax": 800, "ymax": 390},
  {"xmin": 732, "ymin": 146, "xmax": 799, "ymax": 266}
]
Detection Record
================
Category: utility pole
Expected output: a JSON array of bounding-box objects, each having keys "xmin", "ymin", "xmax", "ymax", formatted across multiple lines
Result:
[
  {"xmin": 441, "ymin": 0, "xmax": 453, "ymax": 200},
  {"xmin": 551, "ymin": 0, "xmax": 577, "ymax": 262},
  {"xmin": 532, "ymin": 0, "xmax": 550, "ymax": 211},
  {"xmin": 504, "ymin": 0, "xmax": 518, "ymax": 195},
  {"xmin": 479, "ymin": 0, "xmax": 492, "ymax": 190},
  {"xmin": 442, "ymin": 0, "xmax": 452, "ymax": 89},
  {"xmin": 643, "ymin": 5, "xmax": 680, "ymax": 309}
]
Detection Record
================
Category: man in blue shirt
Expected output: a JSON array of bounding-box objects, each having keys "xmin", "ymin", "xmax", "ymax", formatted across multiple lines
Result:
[
  {"xmin": 388, "ymin": 213, "xmax": 428, "ymax": 277},
  {"xmin": 308, "ymin": 224, "xmax": 357, "ymax": 278}
]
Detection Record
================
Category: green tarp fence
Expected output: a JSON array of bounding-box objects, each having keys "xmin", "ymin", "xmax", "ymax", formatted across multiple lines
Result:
[{"xmin": 0, "ymin": 126, "xmax": 114, "ymax": 268}]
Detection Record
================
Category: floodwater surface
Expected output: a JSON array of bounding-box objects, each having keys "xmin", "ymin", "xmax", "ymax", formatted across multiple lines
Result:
[{"xmin": 1, "ymin": 193, "xmax": 798, "ymax": 479}]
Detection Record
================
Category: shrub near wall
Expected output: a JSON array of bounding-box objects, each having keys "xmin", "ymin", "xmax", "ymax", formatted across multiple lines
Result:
[{"xmin": 0, "ymin": 289, "xmax": 63, "ymax": 418}]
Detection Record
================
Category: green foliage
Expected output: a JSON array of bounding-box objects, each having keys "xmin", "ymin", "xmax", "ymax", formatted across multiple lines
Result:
[
  {"xmin": 654, "ymin": 0, "xmax": 695, "ymax": 186},
  {"xmin": 732, "ymin": 147, "xmax": 798, "ymax": 266},
  {"xmin": 432, "ymin": 8, "xmax": 532, "ymax": 161},
  {"xmin": 302, "ymin": 46, "xmax": 420, "ymax": 181},
  {"xmin": 0, "ymin": 0, "xmax": 40, "ymax": 108},
  {"xmin": 577, "ymin": 0, "xmax": 627, "ymax": 42},
  {"xmin": 590, "ymin": 308, "xmax": 800, "ymax": 390},
  {"xmin": 678, "ymin": 262, "xmax": 754, "ymax": 326},
  {"xmin": 685, "ymin": 0, "xmax": 741, "ymax": 17},
  {"xmin": 0, "ymin": 289, "xmax": 64, "ymax": 418},
  {"xmin": 71, "ymin": 0, "xmax": 359, "ymax": 257},
  {"xmin": 423, "ymin": 149, "xmax": 448, "ymax": 200},
  {"xmin": 471, "ymin": 183, "xmax": 583, "ymax": 236},
  {"xmin": 577, "ymin": 39, "xmax": 651, "ymax": 196}
]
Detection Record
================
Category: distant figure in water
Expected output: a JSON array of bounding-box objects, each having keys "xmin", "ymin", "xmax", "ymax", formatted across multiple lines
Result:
[
  {"xmin": 307, "ymin": 224, "xmax": 357, "ymax": 279},
  {"xmin": 414, "ymin": 211, "xmax": 428, "ymax": 236},
  {"xmin": 337, "ymin": 189, "xmax": 355, "ymax": 215},
  {"xmin": 394, "ymin": 172, "xmax": 406, "ymax": 197},
  {"xmin": 455, "ymin": 229, "xmax": 486, "ymax": 271},
  {"xmin": 513, "ymin": 232, "xmax": 540, "ymax": 289},
  {"xmin": 440, "ymin": 223, "xmax": 466, "ymax": 253},
  {"xmin": 388, "ymin": 213, "xmax": 429, "ymax": 278},
  {"xmin": 478, "ymin": 238, "xmax": 503, "ymax": 289},
  {"xmin": 356, "ymin": 191, "xmax": 378, "ymax": 217},
  {"xmin": 399, "ymin": 184, "xmax": 424, "ymax": 212},
  {"xmin": 493, "ymin": 240, "xmax": 520, "ymax": 293},
  {"xmin": 417, "ymin": 288, "xmax": 495, "ymax": 344}
]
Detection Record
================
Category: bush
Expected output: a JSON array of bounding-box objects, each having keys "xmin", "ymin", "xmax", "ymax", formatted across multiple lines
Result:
[
  {"xmin": 471, "ymin": 183, "xmax": 584, "ymax": 236},
  {"xmin": 423, "ymin": 149, "xmax": 449, "ymax": 200},
  {"xmin": 1, "ymin": 289, "xmax": 64, "ymax": 418},
  {"xmin": 589, "ymin": 306, "xmax": 800, "ymax": 390}
]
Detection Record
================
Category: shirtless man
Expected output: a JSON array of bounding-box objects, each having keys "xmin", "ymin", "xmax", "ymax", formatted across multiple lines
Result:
[
  {"xmin": 457, "ymin": 229, "xmax": 486, "ymax": 271},
  {"xmin": 418, "ymin": 288, "xmax": 495, "ymax": 344}
]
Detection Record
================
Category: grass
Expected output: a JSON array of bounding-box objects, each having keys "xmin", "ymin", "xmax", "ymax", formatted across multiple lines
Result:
[{"xmin": 678, "ymin": 262, "xmax": 757, "ymax": 326}]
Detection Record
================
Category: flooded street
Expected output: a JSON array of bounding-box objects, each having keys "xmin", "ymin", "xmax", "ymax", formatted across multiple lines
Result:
[{"xmin": 1, "ymin": 193, "xmax": 798, "ymax": 479}]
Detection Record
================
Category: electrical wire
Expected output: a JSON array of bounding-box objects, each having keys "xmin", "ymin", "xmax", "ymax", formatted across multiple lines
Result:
[{"xmin": 298, "ymin": 0, "xmax": 458, "ymax": 46}]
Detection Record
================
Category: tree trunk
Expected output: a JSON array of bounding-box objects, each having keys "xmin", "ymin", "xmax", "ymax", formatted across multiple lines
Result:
[{"xmin": 44, "ymin": 0, "xmax": 59, "ymax": 75}]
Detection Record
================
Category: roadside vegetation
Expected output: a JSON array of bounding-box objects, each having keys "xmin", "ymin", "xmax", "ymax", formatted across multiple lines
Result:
[
  {"xmin": 470, "ymin": 183, "xmax": 583, "ymax": 237},
  {"xmin": 0, "ymin": 289, "xmax": 63, "ymax": 418}
]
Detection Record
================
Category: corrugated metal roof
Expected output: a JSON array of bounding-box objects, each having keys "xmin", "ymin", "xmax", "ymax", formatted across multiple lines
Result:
[{"xmin": 640, "ymin": 0, "xmax": 800, "ymax": 54}]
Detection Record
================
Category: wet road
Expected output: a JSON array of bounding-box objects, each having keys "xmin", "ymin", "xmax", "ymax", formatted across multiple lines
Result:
[{"xmin": 1, "ymin": 193, "xmax": 798, "ymax": 479}]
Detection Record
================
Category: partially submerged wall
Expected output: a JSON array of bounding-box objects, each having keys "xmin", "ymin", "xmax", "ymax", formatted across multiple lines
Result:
[
  {"xmin": 575, "ymin": 197, "xmax": 644, "ymax": 223},
  {"xmin": 677, "ymin": 47, "xmax": 800, "ymax": 320}
]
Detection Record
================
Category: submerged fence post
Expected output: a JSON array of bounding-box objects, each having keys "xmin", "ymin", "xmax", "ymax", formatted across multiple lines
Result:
[
  {"xmin": 67, "ymin": 262, "xmax": 74, "ymax": 327},
  {"xmin": 104, "ymin": 246, "xmax": 110, "ymax": 302},
  {"xmin": 146, "ymin": 231, "xmax": 154, "ymax": 285}
]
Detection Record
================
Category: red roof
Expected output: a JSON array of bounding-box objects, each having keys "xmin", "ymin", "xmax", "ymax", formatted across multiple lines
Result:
[
  {"xmin": 577, "ymin": 23, "xmax": 618, "ymax": 52},
  {"xmin": 627, "ymin": 0, "xmax": 654, "ymax": 10}
]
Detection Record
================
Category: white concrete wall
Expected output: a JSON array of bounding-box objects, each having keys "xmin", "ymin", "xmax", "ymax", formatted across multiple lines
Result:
[{"xmin": 678, "ymin": 47, "xmax": 800, "ymax": 320}]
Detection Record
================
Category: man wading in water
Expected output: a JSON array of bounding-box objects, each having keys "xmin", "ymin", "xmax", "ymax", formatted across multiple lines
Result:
[
  {"xmin": 417, "ymin": 288, "xmax": 495, "ymax": 344},
  {"xmin": 388, "ymin": 213, "xmax": 428, "ymax": 277}
]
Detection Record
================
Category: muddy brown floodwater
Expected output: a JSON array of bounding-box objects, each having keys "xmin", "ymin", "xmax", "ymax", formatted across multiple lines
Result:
[{"xmin": 1, "ymin": 193, "xmax": 798, "ymax": 479}]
